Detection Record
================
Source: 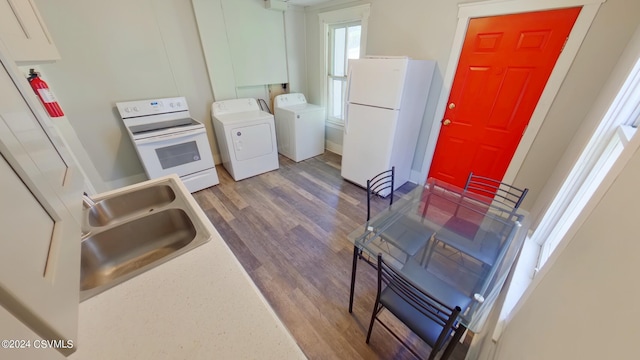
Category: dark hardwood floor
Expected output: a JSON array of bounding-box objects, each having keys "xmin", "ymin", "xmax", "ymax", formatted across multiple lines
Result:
[{"xmin": 192, "ymin": 152, "xmax": 469, "ymax": 360}]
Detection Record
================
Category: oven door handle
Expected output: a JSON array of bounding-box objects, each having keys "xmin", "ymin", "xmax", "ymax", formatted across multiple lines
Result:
[{"xmin": 134, "ymin": 128, "xmax": 204, "ymax": 145}]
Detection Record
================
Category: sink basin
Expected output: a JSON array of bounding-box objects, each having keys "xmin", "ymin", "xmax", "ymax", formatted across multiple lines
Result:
[
  {"xmin": 80, "ymin": 176, "xmax": 213, "ymax": 301},
  {"xmin": 81, "ymin": 209, "xmax": 196, "ymax": 291},
  {"xmin": 87, "ymin": 185, "xmax": 175, "ymax": 227}
]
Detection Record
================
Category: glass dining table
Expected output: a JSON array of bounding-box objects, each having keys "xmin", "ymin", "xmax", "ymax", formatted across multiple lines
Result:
[{"xmin": 348, "ymin": 178, "xmax": 530, "ymax": 346}]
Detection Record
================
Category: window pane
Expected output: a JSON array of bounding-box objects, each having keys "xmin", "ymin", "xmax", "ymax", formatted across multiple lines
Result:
[
  {"xmin": 326, "ymin": 21, "xmax": 361, "ymax": 125},
  {"xmin": 331, "ymin": 79, "xmax": 344, "ymax": 119},
  {"xmin": 332, "ymin": 27, "xmax": 346, "ymax": 76},
  {"xmin": 347, "ymin": 25, "xmax": 361, "ymax": 60},
  {"xmin": 327, "ymin": 77, "xmax": 334, "ymax": 116}
]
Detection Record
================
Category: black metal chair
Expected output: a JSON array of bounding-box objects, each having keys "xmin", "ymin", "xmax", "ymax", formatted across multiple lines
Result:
[
  {"xmin": 366, "ymin": 254, "xmax": 464, "ymax": 360},
  {"xmin": 349, "ymin": 167, "xmax": 435, "ymax": 313},
  {"xmin": 366, "ymin": 167, "xmax": 430, "ymax": 258},
  {"xmin": 463, "ymin": 172, "xmax": 529, "ymax": 209},
  {"xmin": 429, "ymin": 173, "xmax": 527, "ymax": 292}
]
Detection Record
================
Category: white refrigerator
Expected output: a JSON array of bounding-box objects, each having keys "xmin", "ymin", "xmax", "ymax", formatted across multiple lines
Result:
[{"xmin": 341, "ymin": 57, "xmax": 435, "ymax": 193}]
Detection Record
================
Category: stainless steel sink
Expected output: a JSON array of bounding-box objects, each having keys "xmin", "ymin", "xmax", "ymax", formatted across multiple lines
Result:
[
  {"xmin": 80, "ymin": 177, "xmax": 212, "ymax": 301},
  {"xmin": 87, "ymin": 185, "xmax": 176, "ymax": 227}
]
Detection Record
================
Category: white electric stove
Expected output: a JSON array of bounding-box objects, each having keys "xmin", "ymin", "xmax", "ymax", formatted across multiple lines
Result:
[{"xmin": 117, "ymin": 97, "xmax": 219, "ymax": 192}]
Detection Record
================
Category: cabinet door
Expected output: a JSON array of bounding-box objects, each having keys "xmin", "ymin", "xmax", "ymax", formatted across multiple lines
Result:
[
  {"xmin": 0, "ymin": 56, "xmax": 80, "ymax": 355},
  {"xmin": 0, "ymin": 0, "xmax": 60, "ymax": 62},
  {"xmin": 220, "ymin": 0, "xmax": 288, "ymax": 86},
  {"xmin": 0, "ymin": 306, "xmax": 66, "ymax": 360}
]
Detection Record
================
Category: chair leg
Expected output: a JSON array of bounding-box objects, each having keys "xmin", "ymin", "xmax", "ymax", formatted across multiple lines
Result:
[
  {"xmin": 423, "ymin": 238, "xmax": 438, "ymax": 268},
  {"xmin": 349, "ymin": 245, "xmax": 360, "ymax": 313},
  {"xmin": 439, "ymin": 324, "xmax": 467, "ymax": 360},
  {"xmin": 366, "ymin": 303, "xmax": 381, "ymax": 343}
]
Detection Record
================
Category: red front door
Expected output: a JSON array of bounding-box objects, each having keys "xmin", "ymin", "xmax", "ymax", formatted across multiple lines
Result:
[{"xmin": 428, "ymin": 7, "xmax": 581, "ymax": 188}]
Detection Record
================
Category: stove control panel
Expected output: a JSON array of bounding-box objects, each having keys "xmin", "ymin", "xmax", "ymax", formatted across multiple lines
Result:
[{"xmin": 116, "ymin": 97, "xmax": 189, "ymax": 119}]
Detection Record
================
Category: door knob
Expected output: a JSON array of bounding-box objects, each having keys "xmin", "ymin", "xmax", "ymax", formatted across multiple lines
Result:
[{"xmin": 442, "ymin": 119, "xmax": 452, "ymax": 126}]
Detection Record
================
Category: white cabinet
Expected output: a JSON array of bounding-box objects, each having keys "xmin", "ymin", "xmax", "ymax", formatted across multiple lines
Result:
[
  {"xmin": 0, "ymin": 0, "xmax": 60, "ymax": 62},
  {"xmin": 0, "ymin": 48, "xmax": 81, "ymax": 355},
  {"xmin": 193, "ymin": 0, "xmax": 288, "ymax": 92},
  {"xmin": 0, "ymin": 307, "xmax": 66, "ymax": 360},
  {"xmin": 223, "ymin": 0, "xmax": 288, "ymax": 87}
]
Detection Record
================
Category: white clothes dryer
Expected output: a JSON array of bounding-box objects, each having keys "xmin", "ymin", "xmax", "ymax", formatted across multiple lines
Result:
[
  {"xmin": 211, "ymin": 98, "xmax": 279, "ymax": 181},
  {"xmin": 273, "ymin": 93, "xmax": 325, "ymax": 162}
]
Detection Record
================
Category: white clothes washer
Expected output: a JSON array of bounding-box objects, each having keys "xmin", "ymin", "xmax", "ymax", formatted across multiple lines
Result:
[
  {"xmin": 273, "ymin": 93, "xmax": 325, "ymax": 162},
  {"xmin": 211, "ymin": 98, "xmax": 279, "ymax": 181}
]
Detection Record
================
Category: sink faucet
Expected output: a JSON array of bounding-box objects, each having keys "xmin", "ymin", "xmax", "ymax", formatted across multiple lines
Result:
[{"xmin": 82, "ymin": 192, "xmax": 96, "ymax": 209}]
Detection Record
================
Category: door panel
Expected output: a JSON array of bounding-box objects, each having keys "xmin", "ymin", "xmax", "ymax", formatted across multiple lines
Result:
[
  {"xmin": 0, "ymin": 0, "xmax": 60, "ymax": 62},
  {"xmin": 347, "ymin": 58, "xmax": 408, "ymax": 109},
  {"xmin": 0, "ymin": 306, "xmax": 65, "ymax": 360},
  {"xmin": 232, "ymin": 123, "xmax": 274, "ymax": 161},
  {"xmin": 3, "ymin": 94, "xmax": 68, "ymax": 185},
  {"xmin": 341, "ymin": 104, "xmax": 397, "ymax": 188},
  {"xmin": 0, "ymin": 59, "xmax": 80, "ymax": 353},
  {"xmin": 428, "ymin": 7, "xmax": 581, "ymax": 188},
  {"xmin": 1, "ymin": 154, "xmax": 55, "ymax": 274}
]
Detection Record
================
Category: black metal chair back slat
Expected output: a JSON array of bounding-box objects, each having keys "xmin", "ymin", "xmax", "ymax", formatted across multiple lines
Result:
[
  {"xmin": 366, "ymin": 167, "xmax": 394, "ymax": 221},
  {"xmin": 464, "ymin": 172, "xmax": 528, "ymax": 210}
]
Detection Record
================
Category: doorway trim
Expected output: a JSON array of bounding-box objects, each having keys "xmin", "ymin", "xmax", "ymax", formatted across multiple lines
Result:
[{"xmin": 419, "ymin": 0, "xmax": 607, "ymax": 185}]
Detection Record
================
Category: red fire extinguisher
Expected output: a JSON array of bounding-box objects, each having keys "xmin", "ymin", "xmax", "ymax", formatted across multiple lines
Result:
[{"xmin": 27, "ymin": 69, "xmax": 64, "ymax": 118}]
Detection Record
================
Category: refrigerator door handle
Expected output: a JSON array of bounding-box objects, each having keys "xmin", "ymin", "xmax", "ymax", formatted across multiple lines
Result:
[{"xmin": 344, "ymin": 66, "xmax": 353, "ymax": 134}]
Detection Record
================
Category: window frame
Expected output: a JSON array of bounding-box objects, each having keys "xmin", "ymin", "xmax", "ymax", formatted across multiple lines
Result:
[
  {"xmin": 318, "ymin": 5, "xmax": 370, "ymax": 131},
  {"xmin": 326, "ymin": 21, "xmax": 361, "ymax": 126}
]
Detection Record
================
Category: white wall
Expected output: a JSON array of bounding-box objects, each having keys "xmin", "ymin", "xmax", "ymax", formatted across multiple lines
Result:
[
  {"xmin": 492, "ymin": 132, "xmax": 640, "ymax": 359},
  {"xmin": 35, "ymin": 0, "xmax": 218, "ymax": 191}
]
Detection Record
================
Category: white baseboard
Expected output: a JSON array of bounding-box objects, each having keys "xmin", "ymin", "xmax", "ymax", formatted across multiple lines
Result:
[{"xmin": 325, "ymin": 140, "xmax": 342, "ymax": 155}]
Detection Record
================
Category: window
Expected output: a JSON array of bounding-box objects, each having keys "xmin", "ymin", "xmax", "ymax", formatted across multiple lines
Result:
[
  {"xmin": 319, "ymin": 4, "xmax": 369, "ymax": 131},
  {"xmin": 326, "ymin": 22, "xmax": 361, "ymax": 125},
  {"xmin": 534, "ymin": 55, "xmax": 640, "ymax": 268}
]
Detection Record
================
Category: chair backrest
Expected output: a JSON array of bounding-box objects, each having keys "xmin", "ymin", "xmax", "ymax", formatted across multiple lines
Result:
[
  {"xmin": 366, "ymin": 167, "xmax": 394, "ymax": 221},
  {"xmin": 377, "ymin": 254, "xmax": 461, "ymax": 353},
  {"xmin": 464, "ymin": 172, "xmax": 529, "ymax": 210}
]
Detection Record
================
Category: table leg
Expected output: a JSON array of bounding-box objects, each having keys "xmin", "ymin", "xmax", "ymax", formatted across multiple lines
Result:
[
  {"xmin": 349, "ymin": 245, "xmax": 360, "ymax": 313},
  {"xmin": 422, "ymin": 235, "xmax": 437, "ymax": 268},
  {"xmin": 440, "ymin": 324, "xmax": 467, "ymax": 360}
]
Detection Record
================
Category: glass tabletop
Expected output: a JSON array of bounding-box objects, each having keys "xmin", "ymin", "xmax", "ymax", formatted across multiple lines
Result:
[{"xmin": 348, "ymin": 178, "xmax": 530, "ymax": 332}]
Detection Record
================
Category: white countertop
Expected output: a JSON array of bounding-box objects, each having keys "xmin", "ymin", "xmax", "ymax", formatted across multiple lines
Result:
[{"xmin": 69, "ymin": 228, "xmax": 306, "ymax": 359}]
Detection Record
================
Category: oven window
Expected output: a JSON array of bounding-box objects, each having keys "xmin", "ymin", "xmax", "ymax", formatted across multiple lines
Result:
[{"xmin": 155, "ymin": 141, "xmax": 201, "ymax": 169}]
